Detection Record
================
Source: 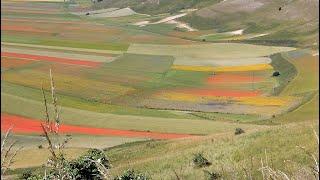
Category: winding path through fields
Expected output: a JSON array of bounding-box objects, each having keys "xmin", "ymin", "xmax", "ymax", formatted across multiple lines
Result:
[{"xmin": 1, "ymin": 114, "xmax": 194, "ymax": 139}]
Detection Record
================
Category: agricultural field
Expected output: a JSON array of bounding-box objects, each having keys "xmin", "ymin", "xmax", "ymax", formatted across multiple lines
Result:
[{"xmin": 1, "ymin": 0, "xmax": 318, "ymax": 179}]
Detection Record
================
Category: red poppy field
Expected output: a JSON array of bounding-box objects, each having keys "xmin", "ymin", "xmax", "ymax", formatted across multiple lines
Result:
[{"xmin": 1, "ymin": 114, "xmax": 194, "ymax": 139}]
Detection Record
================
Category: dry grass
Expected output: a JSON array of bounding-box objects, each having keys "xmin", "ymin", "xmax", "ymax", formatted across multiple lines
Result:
[{"xmin": 106, "ymin": 122, "xmax": 318, "ymax": 179}]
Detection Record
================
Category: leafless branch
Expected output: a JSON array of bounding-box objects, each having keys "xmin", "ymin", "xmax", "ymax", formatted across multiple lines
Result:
[
  {"xmin": 259, "ymin": 149, "xmax": 292, "ymax": 180},
  {"xmin": 87, "ymin": 159, "xmax": 112, "ymax": 180},
  {"xmin": 312, "ymin": 127, "xmax": 319, "ymax": 145},
  {"xmin": 50, "ymin": 68, "xmax": 60, "ymax": 133},
  {"xmin": 41, "ymin": 123, "xmax": 57, "ymax": 160},
  {"xmin": 1, "ymin": 141, "xmax": 17, "ymax": 167},
  {"xmin": 41, "ymin": 84, "xmax": 51, "ymax": 130},
  {"xmin": 1, "ymin": 127, "xmax": 22, "ymax": 176},
  {"xmin": 173, "ymin": 169, "xmax": 181, "ymax": 180},
  {"xmin": 2, "ymin": 146, "xmax": 23, "ymax": 175},
  {"xmin": 1, "ymin": 126, "xmax": 13, "ymax": 152}
]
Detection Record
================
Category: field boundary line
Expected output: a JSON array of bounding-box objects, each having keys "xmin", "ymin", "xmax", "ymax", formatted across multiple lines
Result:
[{"xmin": 1, "ymin": 42, "xmax": 124, "ymax": 55}]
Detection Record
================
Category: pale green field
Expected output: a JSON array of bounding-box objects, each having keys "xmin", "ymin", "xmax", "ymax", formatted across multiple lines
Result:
[
  {"xmin": 87, "ymin": 8, "xmax": 137, "ymax": 18},
  {"xmin": 12, "ymin": 148, "xmax": 87, "ymax": 169},
  {"xmin": 4, "ymin": 134, "xmax": 146, "ymax": 150},
  {"xmin": 1, "ymin": 42, "xmax": 124, "ymax": 55},
  {"xmin": 128, "ymin": 43, "xmax": 295, "ymax": 60},
  {"xmin": 4, "ymin": 133, "xmax": 146, "ymax": 169},
  {"xmin": 3, "ymin": 133, "xmax": 146, "ymax": 169},
  {"xmin": 262, "ymin": 93, "xmax": 319, "ymax": 124},
  {"xmin": 281, "ymin": 55, "xmax": 319, "ymax": 96},
  {"xmin": 71, "ymin": 8, "xmax": 119, "ymax": 16},
  {"xmin": 1, "ymin": 45, "xmax": 115, "ymax": 62}
]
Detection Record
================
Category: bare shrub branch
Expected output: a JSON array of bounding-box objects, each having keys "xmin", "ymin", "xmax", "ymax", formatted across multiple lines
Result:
[
  {"xmin": 88, "ymin": 158, "xmax": 112, "ymax": 180},
  {"xmin": 41, "ymin": 84, "xmax": 51, "ymax": 130},
  {"xmin": 41, "ymin": 123, "xmax": 57, "ymax": 160},
  {"xmin": 50, "ymin": 68, "xmax": 60, "ymax": 133},
  {"xmin": 1, "ymin": 126, "xmax": 13, "ymax": 152},
  {"xmin": 1, "ymin": 127, "xmax": 22, "ymax": 176}
]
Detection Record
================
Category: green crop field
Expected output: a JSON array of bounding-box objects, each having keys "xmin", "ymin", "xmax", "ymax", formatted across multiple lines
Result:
[
  {"xmin": 1, "ymin": 82, "xmax": 190, "ymax": 118},
  {"xmin": 282, "ymin": 55, "xmax": 319, "ymax": 96},
  {"xmin": 103, "ymin": 53, "xmax": 174, "ymax": 74}
]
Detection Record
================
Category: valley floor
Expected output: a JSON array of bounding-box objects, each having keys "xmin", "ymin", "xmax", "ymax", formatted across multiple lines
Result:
[{"xmin": 1, "ymin": 0, "xmax": 318, "ymax": 179}]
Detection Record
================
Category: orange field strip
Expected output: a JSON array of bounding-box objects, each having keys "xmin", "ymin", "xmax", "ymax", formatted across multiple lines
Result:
[
  {"xmin": 1, "ymin": 52, "xmax": 102, "ymax": 67},
  {"xmin": 1, "ymin": 114, "xmax": 194, "ymax": 139}
]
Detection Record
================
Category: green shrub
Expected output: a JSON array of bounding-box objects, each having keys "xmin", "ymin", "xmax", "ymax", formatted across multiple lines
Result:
[
  {"xmin": 192, "ymin": 153, "xmax": 211, "ymax": 168},
  {"xmin": 20, "ymin": 170, "xmax": 33, "ymax": 179},
  {"xmin": 114, "ymin": 169, "xmax": 149, "ymax": 180},
  {"xmin": 39, "ymin": 149, "xmax": 111, "ymax": 179},
  {"xmin": 272, "ymin": 71, "xmax": 281, "ymax": 77},
  {"xmin": 19, "ymin": 170, "xmax": 42, "ymax": 180},
  {"xmin": 203, "ymin": 170, "xmax": 221, "ymax": 180},
  {"xmin": 235, "ymin": 128, "xmax": 245, "ymax": 135},
  {"xmin": 69, "ymin": 149, "xmax": 111, "ymax": 180}
]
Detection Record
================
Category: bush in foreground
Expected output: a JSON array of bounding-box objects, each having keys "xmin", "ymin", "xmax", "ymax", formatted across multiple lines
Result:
[
  {"xmin": 69, "ymin": 149, "xmax": 111, "ymax": 180},
  {"xmin": 235, "ymin": 128, "xmax": 245, "ymax": 135},
  {"xmin": 192, "ymin": 153, "xmax": 212, "ymax": 168},
  {"xmin": 19, "ymin": 149, "xmax": 111, "ymax": 180},
  {"xmin": 20, "ymin": 169, "xmax": 42, "ymax": 180},
  {"xmin": 114, "ymin": 169, "xmax": 149, "ymax": 180},
  {"xmin": 203, "ymin": 170, "xmax": 221, "ymax": 180}
]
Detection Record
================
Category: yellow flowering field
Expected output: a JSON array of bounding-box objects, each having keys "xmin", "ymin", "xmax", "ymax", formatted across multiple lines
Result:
[
  {"xmin": 172, "ymin": 64, "xmax": 273, "ymax": 72},
  {"xmin": 213, "ymin": 64, "xmax": 273, "ymax": 72},
  {"xmin": 154, "ymin": 91, "xmax": 296, "ymax": 107},
  {"xmin": 235, "ymin": 96, "xmax": 296, "ymax": 106}
]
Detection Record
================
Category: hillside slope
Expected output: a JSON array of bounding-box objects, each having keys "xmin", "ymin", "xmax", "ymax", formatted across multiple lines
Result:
[
  {"xmin": 182, "ymin": 0, "xmax": 319, "ymax": 47},
  {"xmin": 95, "ymin": 0, "xmax": 319, "ymax": 48}
]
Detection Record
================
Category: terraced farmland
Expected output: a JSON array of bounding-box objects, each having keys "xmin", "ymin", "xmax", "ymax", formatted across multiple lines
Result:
[
  {"xmin": 1, "ymin": 1, "xmax": 301, "ymax": 131},
  {"xmin": 1, "ymin": 0, "xmax": 318, "ymax": 178}
]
